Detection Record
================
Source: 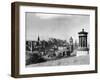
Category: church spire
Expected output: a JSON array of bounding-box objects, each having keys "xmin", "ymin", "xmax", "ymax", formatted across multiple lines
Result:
[
  {"xmin": 38, "ymin": 35, "xmax": 40, "ymax": 42},
  {"xmin": 37, "ymin": 34, "xmax": 41, "ymax": 46}
]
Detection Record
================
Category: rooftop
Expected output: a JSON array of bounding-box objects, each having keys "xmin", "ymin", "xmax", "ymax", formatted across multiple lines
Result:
[{"xmin": 78, "ymin": 29, "xmax": 88, "ymax": 34}]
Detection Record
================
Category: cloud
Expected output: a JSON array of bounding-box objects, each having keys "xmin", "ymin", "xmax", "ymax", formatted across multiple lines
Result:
[
  {"xmin": 35, "ymin": 13, "xmax": 72, "ymax": 19},
  {"xmin": 26, "ymin": 12, "xmax": 90, "ymax": 41}
]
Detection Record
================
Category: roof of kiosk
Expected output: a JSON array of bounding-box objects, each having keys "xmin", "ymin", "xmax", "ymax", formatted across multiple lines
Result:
[{"xmin": 78, "ymin": 29, "xmax": 88, "ymax": 34}]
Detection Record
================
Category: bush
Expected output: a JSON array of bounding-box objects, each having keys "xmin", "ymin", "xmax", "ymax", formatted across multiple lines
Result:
[{"xmin": 26, "ymin": 53, "xmax": 46, "ymax": 65}]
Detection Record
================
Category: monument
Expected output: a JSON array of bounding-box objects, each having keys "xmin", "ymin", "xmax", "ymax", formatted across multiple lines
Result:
[{"xmin": 77, "ymin": 29, "xmax": 89, "ymax": 56}]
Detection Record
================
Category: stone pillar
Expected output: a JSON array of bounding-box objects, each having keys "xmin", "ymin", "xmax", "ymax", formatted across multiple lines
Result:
[
  {"xmin": 81, "ymin": 37, "xmax": 82, "ymax": 47},
  {"xmin": 86, "ymin": 37, "xmax": 87, "ymax": 47},
  {"xmin": 81, "ymin": 37, "xmax": 83, "ymax": 47},
  {"xmin": 79, "ymin": 36, "xmax": 80, "ymax": 47}
]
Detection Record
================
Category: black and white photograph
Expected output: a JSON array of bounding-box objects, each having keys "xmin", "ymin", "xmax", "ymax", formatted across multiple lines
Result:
[
  {"xmin": 11, "ymin": 2, "xmax": 97, "ymax": 78},
  {"xmin": 25, "ymin": 12, "xmax": 90, "ymax": 67}
]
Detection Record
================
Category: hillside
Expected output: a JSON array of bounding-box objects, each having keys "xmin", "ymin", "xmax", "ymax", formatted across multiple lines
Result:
[{"xmin": 27, "ymin": 55, "xmax": 89, "ymax": 67}]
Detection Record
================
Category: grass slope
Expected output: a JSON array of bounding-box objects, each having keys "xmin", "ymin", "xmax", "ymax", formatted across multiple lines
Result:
[{"xmin": 27, "ymin": 55, "xmax": 90, "ymax": 67}]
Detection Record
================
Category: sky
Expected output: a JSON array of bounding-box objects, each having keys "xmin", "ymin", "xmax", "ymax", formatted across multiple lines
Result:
[{"xmin": 25, "ymin": 12, "xmax": 90, "ymax": 42}]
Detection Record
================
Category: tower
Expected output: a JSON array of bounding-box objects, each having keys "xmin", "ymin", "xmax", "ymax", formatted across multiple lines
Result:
[
  {"xmin": 37, "ymin": 35, "xmax": 41, "ymax": 46},
  {"xmin": 69, "ymin": 37, "xmax": 73, "ymax": 53},
  {"xmin": 77, "ymin": 29, "xmax": 89, "ymax": 56},
  {"xmin": 38, "ymin": 35, "xmax": 40, "ymax": 42},
  {"xmin": 75, "ymin": 40, "xmax": 78, "ymax": 49}
]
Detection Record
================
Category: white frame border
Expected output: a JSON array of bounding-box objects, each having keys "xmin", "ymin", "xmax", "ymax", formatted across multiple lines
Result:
[{"xmin": 19, "ymin": 5, "xmax": 96, "ymax": 75}]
